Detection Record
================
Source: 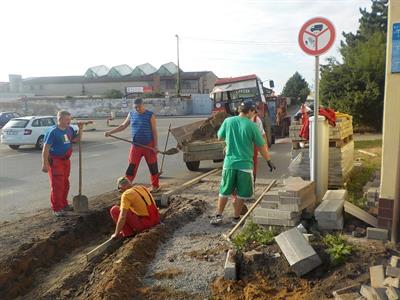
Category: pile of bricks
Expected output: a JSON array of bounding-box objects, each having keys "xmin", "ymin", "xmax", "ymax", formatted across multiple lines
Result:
[
  {"xmin": 315, "ymin": 190, "xmax": 347, "ymax": 230},
  {"xmin": 289, "ymin": 113, "xmax": 354, "ymax": 188},
  {"xmin": 252, "ymin": 177, "xmax": 316, "ymax": 227},
  {"xmin": 364, "ymin": 170, "xmax": 381, "ymax": 208},
  {"xmin": 333, "ymin": 256, "xmax": 400, "ymax": 300},
  {"xmin": 289, "ymin": 141, "xmax": 354, "ymax": 188}
]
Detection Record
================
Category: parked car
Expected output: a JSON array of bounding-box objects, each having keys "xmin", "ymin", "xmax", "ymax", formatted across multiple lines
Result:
[
  {"xmin": 0, "ymin": 112, "xmax": 21, "ymax": 129},
  {"xmin": 1, "ymin": 116, "xmax": 79, "ymax": 150}
]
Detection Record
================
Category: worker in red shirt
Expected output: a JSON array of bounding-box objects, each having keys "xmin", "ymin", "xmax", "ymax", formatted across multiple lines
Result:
[
  {"xmin": 42, "ymin": 111, "xmax": 82, "ymax": 217},
  {"xmin": 110, "ymin": 177, "xmax": 160, "ymax": 238}
]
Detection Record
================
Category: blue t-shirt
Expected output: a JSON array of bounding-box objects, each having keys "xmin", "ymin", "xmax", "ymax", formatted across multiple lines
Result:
[
  {"xmin": 44, "ymin": 126, "xmax": 76, "ymax": 157},
  {"xmin": 130, "ymin": 110, "xmax": 154, "ymax": 145}
]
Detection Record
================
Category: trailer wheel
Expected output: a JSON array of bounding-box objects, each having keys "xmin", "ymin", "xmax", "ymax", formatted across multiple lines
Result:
[{"xmin": 186, "ymin": 161, "xmax": 200, "ymax": 171}]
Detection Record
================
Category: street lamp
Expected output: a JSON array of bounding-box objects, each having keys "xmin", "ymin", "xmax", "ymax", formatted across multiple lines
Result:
[{"xmin": 175, "ymin": 34, "xmax": 181, "ymax": 96}]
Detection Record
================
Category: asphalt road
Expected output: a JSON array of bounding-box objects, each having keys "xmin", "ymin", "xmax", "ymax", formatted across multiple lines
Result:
[{"xmin": 0, "ymin": 117, "xmax": 292, "ymax": 223}]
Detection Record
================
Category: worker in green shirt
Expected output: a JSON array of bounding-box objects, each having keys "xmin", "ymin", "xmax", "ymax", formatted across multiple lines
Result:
[{"xmin": 210, "ymin": 99, "xmax": 276, "ymax": 225}]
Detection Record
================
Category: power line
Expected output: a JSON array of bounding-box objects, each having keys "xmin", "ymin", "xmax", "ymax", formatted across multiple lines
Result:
[{"xmin": 182, "ymin": 36, "xmax": 297, "ymax": 46}]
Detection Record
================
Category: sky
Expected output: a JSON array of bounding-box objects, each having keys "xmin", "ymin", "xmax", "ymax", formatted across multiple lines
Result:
[{"xmin": 0, "ymin": 0, "xmax": 371, "ymax": 93}]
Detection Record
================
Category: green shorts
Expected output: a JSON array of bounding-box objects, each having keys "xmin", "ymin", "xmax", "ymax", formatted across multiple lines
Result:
[{"xmin": 219, "ymin": 169, "xmax": 253, "ymax": 199}]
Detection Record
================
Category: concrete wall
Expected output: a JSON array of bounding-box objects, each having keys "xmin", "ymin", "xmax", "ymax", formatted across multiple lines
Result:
[{"xmin": 0, "ymin": 97, "xmax": 193, "ymax": 118}]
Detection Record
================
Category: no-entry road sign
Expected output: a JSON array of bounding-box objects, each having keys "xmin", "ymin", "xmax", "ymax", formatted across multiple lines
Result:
[{"xmin": 298, "ymin": 17, "xmax": 336, "ymax": 56}]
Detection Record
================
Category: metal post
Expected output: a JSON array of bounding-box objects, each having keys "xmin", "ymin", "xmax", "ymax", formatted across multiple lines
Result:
[
  {"xmin": 175, "ymin": 34, "xmax": 181, "ymax": 96},
  {"xmin": 311, "ymin": 55, "xmax": 320, "ymax": 183}
]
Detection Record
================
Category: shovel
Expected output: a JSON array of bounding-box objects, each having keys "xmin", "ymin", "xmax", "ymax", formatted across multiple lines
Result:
[
  {"xmin": 73, "ymin": 129, "xmax": 89, "ymax": 212},
  {"xmin": 109, "ymin": 134, "xmax": 179, "ymax": 155},
  {"xmin": 159, "ymin": 123, "xmax": 172, "ymax": 176}
]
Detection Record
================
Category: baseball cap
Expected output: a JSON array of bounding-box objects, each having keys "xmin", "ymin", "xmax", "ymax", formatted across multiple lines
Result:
[
  {"xmin": 116, "ymin": 176, "xmax": 130, "ymax": 189},
  {"xmin": 134, "ymin": 98, "xmax": 143, "ymax": 105},
  {"xmin": 239, "ymin": 99, "xmax": 256, "ymax": 111}
]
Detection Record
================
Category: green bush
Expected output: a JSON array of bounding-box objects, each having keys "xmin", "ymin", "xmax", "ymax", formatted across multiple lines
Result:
[
  {"xmin": 322, "ymin": 234, "xmax": 353, "ymax": 266},
  {"xmin": 232, "ymin": 220, "xmax": 276, "ymax": 250}
]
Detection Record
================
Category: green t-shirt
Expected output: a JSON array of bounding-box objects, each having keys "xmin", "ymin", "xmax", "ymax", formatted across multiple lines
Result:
[{"xmin": 217, "ymin": 116, "xmax": 266, "ymax": 170}]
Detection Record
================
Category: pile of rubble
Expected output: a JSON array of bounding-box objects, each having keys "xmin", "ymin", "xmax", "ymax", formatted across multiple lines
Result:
[{"xmin": 334, "ymin": 256, "xmax": 400, "ymax": 300}]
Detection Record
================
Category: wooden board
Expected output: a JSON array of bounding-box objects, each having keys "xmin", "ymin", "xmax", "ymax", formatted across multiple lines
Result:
[{"xmin": 86, "ymin": 238, "xmax": 117, "ymax": 262}]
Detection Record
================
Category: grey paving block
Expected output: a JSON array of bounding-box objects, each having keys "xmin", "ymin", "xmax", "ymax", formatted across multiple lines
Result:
[
  {"xmin": 263, "ymin": 190, "xmax": 280, "ymax": 202},
  {"xmin": 260, "ymin": 199, "xmax": 280, "ymax": 209},
  {"xmin": 360, "ymin": 285, "xmax": 375, "ymax": 300},
  {"xmin": 315, "ymin": 199, "xmax": 344, "ymax": 221},
  {"xmin": 370, "ymin": 265, "xmax": 385, "ymax": 288},
  {"xmin": 335, "ymin": 293, "xmax": 362, "ymax": 300},
  {"xmin": 279, "ymin": 196, "xmax": 302, "ymax": 205},
  {"xmin": 387, "ymin": 266, "xmax": 400, "ymax": 278},
  {"xmin": 386, "ymin": 286, "xmax": 400, "ymax": 300},
  {"xmin": 224, "ymin": 250, "xmax": 237, "ymax": 280},
  {"xmin": 274, "ymin": 228, "xmax": 322, "ymax": 276},
  {"xmin": 367, "ymin": 227, "xmax": 389, "ymax": 241},
  {"xmin": 278, "ymin": 181, "xmax": 315, "ymax": 198},
  {"xmin": 323, "ymin": 189, "xmax": 348, "ymax": 201},
  {"xmin": 253, "ymin": 207, "xmax": 301, "ymax": 219},
  {"xmin": 390, "ymin": 256, "xmax": 400, "ymax": 268},
  {"xmin": 318, "ymin": 216, "xmax": 344, "ymax": 230},
  {"xmin": 253, "ymin": 215, "xmax": 300, "ymax": 227},
  {"xmin": 384, "ymin": 277, "xmax": 400, "ymax": 289},
  {"xmin": 374, "ymin": 287, "xmax": 388, "ymax": 300}
]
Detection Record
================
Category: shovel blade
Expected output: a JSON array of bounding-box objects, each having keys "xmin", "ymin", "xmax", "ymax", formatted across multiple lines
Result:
[
  {"xmin": 73, "ymin": 195, "xmax": 89, "ymax": 213},
  {"xmin": 163, "ymin": 148, "xmax": 179, "ymax": 155}
]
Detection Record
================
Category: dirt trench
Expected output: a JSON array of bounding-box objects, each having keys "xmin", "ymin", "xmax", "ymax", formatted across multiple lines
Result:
[{"xmin": 0, "ymin": 191, "xmax": 208, "ymax": 300}]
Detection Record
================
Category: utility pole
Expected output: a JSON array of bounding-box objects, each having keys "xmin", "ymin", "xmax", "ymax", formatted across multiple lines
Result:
[{"xmin": 175, "ymin": 34, "xmax": 181, "ymax": 96}]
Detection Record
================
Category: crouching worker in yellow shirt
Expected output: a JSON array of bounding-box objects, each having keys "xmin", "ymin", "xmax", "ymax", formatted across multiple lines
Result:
[{"xmin": 110, "ymin": 177, "xmax": 160, "ymax": 238}]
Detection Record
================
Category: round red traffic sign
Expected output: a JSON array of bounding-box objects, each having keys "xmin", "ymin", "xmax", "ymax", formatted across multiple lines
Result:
[{"xmin": 298, "ymin": 17, "xmax": 336, "ymax": 56}]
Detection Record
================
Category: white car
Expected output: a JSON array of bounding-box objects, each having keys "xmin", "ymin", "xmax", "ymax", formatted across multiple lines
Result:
[{"xmin": 1, "ymin": 116, "xmax": 79, "ymax": 150}]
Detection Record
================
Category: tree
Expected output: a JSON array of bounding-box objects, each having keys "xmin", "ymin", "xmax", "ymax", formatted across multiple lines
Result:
[
  {"xmin": 281, "ymin": 72, "xmax": 310, "ymax": 105},
  {"xmin": 104, "ymin": 89, "xmax": 124, "ymax": 99},
  {"xmin": 320, "ymin": 0, "xmax": 387, "ymax": 130}
]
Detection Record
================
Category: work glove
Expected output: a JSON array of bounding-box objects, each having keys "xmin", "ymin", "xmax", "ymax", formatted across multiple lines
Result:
[{"xmin": 267, "ymin": 160, "xmax": 276, "ymax": 172}]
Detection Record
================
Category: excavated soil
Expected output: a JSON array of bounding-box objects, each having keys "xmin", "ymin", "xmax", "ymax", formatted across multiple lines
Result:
[{"xmin": 0, "ymin": 175, "xmax": 398, "ymax": 300}]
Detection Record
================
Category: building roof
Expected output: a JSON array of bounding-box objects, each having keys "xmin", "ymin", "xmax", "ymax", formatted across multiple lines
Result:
[
  {"xmin": 131, "ymin": 63, "xmax": 157, "ymax": 77},
  {"xmin": 215, "ymin": 74, "xmax": 257, "ymax": 85},
  {"xmin": 157, "ymin": 62, "xmax": 180, "ymax": 76},
  {"xmin": 21, "ymin": 71, "xmax": 214, "ymax": 85},
  {"xmin": 108, "ymin": 64, "xmax": 133, "ymax": 77},
  {"xmin": 84, "ymin": 65, "xmax": 110, "ymax": 78}
]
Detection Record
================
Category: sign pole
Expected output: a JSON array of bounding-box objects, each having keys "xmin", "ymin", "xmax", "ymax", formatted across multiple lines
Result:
[{"xmin": 311, "ymin": 55, "xmax": 320, "ymax": 182}]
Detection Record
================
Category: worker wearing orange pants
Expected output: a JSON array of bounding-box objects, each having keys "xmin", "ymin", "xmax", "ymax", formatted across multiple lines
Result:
[
  {"xmin": 48, "ymin": 150, "xmax": 72, "ymax": 212},
  {"xmin": 126, "ymin": 141, "xmax": 159, "ymax": 190},
  {"xmin": 110, "ymin": 177, "xmax": 160, "ymax": 238}
]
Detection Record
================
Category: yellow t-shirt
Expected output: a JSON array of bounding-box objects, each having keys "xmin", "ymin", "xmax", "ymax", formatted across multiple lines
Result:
[{"xmin": 120, "ymin": 186, "xmax": 155, "ymax": 217}]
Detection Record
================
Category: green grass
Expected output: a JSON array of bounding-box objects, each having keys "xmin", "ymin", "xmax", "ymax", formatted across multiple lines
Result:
[
  {"xmin": 322, "ymin": 234, "xmax": 353, "ymax": 267},
  {"xmin": 232, "ymin": 220, "xmax": 277, "ymax": 251},
  {"xmin": 354, "ymin": 139, "xmax": 382, "ymax": 149},
  {"xmin": 346, "ymin": 139, "xmax": 382, "ymax": 207}
]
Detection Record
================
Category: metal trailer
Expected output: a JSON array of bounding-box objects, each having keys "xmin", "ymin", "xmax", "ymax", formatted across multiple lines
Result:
[{"xmin": 170, "ymin": 119, "xmax": 225, "ymax": 171}]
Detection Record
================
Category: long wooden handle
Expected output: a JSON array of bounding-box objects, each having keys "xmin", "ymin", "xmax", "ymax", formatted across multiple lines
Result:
[
  {"xmin": 160, "ymin": 124, "xmax": 171, "ymax": 173},
  {"xmin": 78, "ymin": 135, "xmax": 82, "ymax": 196},
  {"xmin": 109, "ymin": 134, "xmax": 156, "ymax": 151},
  {"xmin": 225, "ymin": 179, "xmax": 276, "ymax": 240}
]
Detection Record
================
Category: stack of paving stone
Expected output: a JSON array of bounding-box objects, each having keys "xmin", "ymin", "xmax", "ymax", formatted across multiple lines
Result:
[
  {"xmin": 253, "ymin": 177, "xmax": 316, "ymax": 227},
  {"xmin": 364, "ymin": 170, "xmax": 381, "ymax": 208},
  {"xmin": 289, "ymin": 141, "xmax": 354, "ymax": 188},
  {"xmin": 289, "ymin": 113, "xmax": 354, "ymax": 188},
  {"xmin": 315, "ymin": 190, "xmax": 347, "ymax": 230}
]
